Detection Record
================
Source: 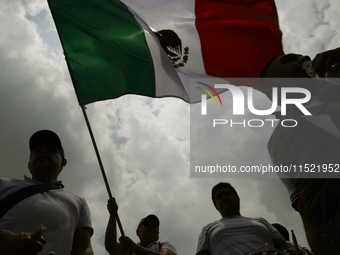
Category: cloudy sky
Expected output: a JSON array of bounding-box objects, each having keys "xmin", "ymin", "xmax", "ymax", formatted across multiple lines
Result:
[{"xmin": 1, "ymin": 0, "xmax": 339, "ymax": 254}]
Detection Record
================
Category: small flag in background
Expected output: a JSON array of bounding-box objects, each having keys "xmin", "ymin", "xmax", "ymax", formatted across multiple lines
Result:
[{"xmin": 48, "ymin": 0, "xmax": 283, "ymax": 106}]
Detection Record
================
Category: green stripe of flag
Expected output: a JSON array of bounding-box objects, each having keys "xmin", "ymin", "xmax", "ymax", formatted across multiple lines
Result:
[{"xmin": 48, "ymin": 0, "xmax": 156, "ymax": 105}]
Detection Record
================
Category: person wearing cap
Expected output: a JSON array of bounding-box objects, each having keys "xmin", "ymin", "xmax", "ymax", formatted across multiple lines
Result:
[
  {"xmin": 196, "ymin": 182, "xmax": 290, "ymax": 255},
  {"xmin": 0, "ymin": 130, "xmax": 93, "ymax": 255},
  {"xmin": 105, "ymin": 197, "xmax": 178, "ymax": 255},
  {"xmin": 271, "ymin": 223, "xmax": 312, "ymax": 255}
]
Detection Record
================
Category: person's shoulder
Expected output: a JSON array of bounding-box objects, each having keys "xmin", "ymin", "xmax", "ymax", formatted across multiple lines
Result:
[
  {"xmin": 0, "ymin": 177, "xmax": 24, "ymax": 182},
  {"xmin": 0, "ymin": 177, "xmax": 12, "ymax": 188},
  {"xmin": 246, "ymin": 216, "xmax": 271, "ymax": 225},
  {"xmin": 246, "ymin": 216, "xmax": 267, "ymax": 221},
  {"xmin": 57, "ymin": 190, "xmax": 92, "ymax": 216},
  {"xmin": 55, "ymin": 184, "xmax": 88, "ymax": 205},
  {"xmin": 0, "ymin": 177, "xmax": 27, "ymax": 186},
  {"xmin": 161, "ymin": 241, "xmax": 175, "ymax": 246},
  {"xmin": 159, "ymin": 241, "xmax": 178, "ymax": 255},
  {"xmin": 0, "ymin": 177, "xmax": 13, "ymax": 183},
  {"xmin": 0, "ymin": 177, "xmax": 33, "ymax": 198},
  {"xmin": 201, "ymin": 219, "xmax": 224, "ymax": 230},
  {"xmin": 62, "ymin": 189, "xmax": 87, "ymax": 202}
]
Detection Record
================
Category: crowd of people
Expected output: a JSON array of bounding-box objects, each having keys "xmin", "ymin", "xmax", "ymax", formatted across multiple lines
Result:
[{"xmin": 0, "ymin": 47, "xmax": 339, "ymax": 255}]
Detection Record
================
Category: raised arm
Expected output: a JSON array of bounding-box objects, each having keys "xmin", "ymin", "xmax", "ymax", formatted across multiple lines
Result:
[
  {"xmin": 312, "ymin": 47, "xmax": 340, "ymax": 77},
  {"xmin": 105, "ymin": 198, "xmax": 125, "ymax": 255}
]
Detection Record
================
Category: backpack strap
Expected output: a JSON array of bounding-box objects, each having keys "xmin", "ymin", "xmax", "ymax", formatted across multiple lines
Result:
[{"xmin": 0, "ymin": 183, "xmax": 64, "ymax": 219}]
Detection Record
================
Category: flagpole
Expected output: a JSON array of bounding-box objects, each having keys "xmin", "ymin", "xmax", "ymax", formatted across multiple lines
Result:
[{"xmin": 81, "ymin": 105, "xmax": 125, "ymax": 236}]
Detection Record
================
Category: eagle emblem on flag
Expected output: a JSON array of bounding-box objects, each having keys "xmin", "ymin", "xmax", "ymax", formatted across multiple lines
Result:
[{"xmin": 155, "ymin": 29, "xmax": 189, "ymax": 68}]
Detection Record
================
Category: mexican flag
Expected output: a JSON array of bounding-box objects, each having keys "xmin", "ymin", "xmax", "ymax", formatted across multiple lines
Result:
[{"xmin": 48, "ymin": 0, "xmax": 283, "ymax": 106}]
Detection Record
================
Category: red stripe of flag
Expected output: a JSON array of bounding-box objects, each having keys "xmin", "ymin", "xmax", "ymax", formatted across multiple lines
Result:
[{"xmin": 195, "ymin": 0, "xmax": 284, "ymax": 90}]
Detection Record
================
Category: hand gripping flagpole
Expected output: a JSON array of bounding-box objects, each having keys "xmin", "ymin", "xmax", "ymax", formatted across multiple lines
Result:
[{"xmin": 81, "ymin": 105, "xmax": 125, "ymax": 236}]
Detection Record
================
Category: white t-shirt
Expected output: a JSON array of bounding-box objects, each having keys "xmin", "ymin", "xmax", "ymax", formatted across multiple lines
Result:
[
  {"xmin": 126, "ymin": 241, "xmax": 178, "ymax": 255},
  {"xmin": 0, "ymin": 176, "xmax": 93, "ymax": 255},
  {"xmin": 196, "ymin": 215, "xmax": 284, "ymax": 255}
]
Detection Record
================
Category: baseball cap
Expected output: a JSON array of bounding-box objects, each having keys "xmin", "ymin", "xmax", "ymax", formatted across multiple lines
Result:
[
  {"xmin": 29, "ymin": 130, "xmax": 65, "ymax": 158},
  {"xmin": 137, "ymin": 214, "xmax": 160, "ymax": 230}
]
